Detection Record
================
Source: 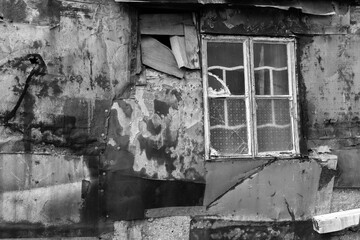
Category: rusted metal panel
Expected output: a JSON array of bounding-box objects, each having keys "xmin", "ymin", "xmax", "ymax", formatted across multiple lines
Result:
[
  {"xmin": 333, "ymin": 149, "xmax": 360, "ymax": 187},
  {"xmin": 0, "ymin": 154, "xmax": 99, "ymax": 236},
  {"xmin": 207, "ymin": 159, "xmax": 322, "ymax": 221},
  {"xmin": 203, "ymin": 159, "xmax": 269, "ymax": 205},
  {"xmin": 300, "ymin": 34, "xmax": 360, "ymax": 187},
  {"xmin": 102, "ymin": 172, "xmax": 205, "ymax": 220},
  {"xmin": 301, "ymin": 35, "xmax": 360, "ymax": 130},
  {"xmin": 0, "ymin": 154, "xmax": 88, "ymax": 191},
  {"xmin": 200, "ymin": 5, "xmax": 350, "ymax": 36}
]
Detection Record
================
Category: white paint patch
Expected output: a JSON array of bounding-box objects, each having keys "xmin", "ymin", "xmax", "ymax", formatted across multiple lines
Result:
[
  {"xmin": 111, "ymin": 102, "xmax": 130, "ymax": 136},
  {"xmin": 108, "ymin": 138, "xmax": 117, "ymax": 146},
  {"xmin": 134, "ymin": 88, "xmax": 150, "ymax": 117}
]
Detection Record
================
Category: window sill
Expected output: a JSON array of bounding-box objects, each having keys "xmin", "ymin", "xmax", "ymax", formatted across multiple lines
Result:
[{"xmin": 205, "ymin": 153, "xmax": 304, "ymax": 162}]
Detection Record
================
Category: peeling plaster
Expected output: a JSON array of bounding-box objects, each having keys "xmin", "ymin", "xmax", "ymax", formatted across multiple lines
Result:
[{"xmin": 105, "ymin": 69, "xmax": 205, "ymax": 181}]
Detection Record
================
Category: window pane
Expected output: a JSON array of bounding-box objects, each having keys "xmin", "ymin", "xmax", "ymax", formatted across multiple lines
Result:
[
  {"xmin": 273, "ymin": 70, "xmax": 289, "ymax": 95},
  {"xmin": 254, "ymin": 43, "xmax": 289, "ymax": 96},
  {"xmin": 209, "ymin": 98, "xmax": 225, "ymax": 126},
  {"xmin": 254, "ymin": 43, "xmax": 287, "ymax": 68},
  {"xmin": 207, "ymin": 42, "xmax": 245, "ymax": 95},
  {"xmin": 255, "ymin": 70, "xmax": 270, "ymax": 95},
  {"xmin": 209, "ymin": 98, "xmax": 248, "ymax": 155},
  {"xmin": 256, "ymin": 99, "xmax": 292, "ymax": 152}
]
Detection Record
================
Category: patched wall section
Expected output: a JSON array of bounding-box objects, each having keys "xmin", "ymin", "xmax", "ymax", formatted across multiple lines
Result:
[
  {"xmin": 104, "ymin": 69, "xmax": 204, "ymax": 180},
  {"xmin": 0, "ymin": 0, "xmax": 132, "ymax": 237}
]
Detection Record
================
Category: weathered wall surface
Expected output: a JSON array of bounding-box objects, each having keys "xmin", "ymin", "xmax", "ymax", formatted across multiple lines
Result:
[
  {"xmin": 0, "ymin": 0, "xmax": 207, "ymax": 235},
  {"xmin": 0, "ymin": 0, "xmax": 131, "ymax": 237},
  {"xmin": 102, "ymin": 68, "xmax": 206, "ymax": 221},
  {"xmin": 2, "ymin": 0, "xmax": 360, "ymax": 238},
  {"xmin": 301, "ymin": 6, "xmax": 360, "ymax": 188},
  {"xmin": 103, "ymin": 69, "xmax": 205, "ymax": 180}
]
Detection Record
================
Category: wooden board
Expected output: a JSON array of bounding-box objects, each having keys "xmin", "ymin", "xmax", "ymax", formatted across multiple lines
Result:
[
  {"xmin": 313, "ymin": 208, "xmax": 360, "ymax": 234},
  {"xmin": 170, "ymin": 26, "xmax": 200, "ymax": 69},
  {"xmin": 184, "ymin": 24, "xmax": 200, "ymax": 69},
  {"xmin": 170, "ymin": 36, "xmax": 188, "ymax": 68},
  {"xmin": 141, "ymin": 36, "xmax": 184, "ymax": 78}
]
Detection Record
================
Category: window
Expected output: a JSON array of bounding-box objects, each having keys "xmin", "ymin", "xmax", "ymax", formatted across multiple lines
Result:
[{"xmin": 202, "ymin": 36, "xmax": 299, "ymax": 159}]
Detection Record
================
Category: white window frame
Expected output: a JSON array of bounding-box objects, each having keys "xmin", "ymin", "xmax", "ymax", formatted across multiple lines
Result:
[{"xmin": 202, "ymin": 35, "xmax": 299, "ymax": 160}]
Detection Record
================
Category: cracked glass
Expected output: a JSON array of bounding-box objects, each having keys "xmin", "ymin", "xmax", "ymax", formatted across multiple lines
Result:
[
  {"xmin": 205, "ymin": 37, "xmax": 297, "ymax": 158},
  {"xmin": 209, "ymin": 98, "xmax": 248, "ymax": 155},
  {"xmin": 207, "ymin": 41, "xmax": 248, "ymax": 156}
]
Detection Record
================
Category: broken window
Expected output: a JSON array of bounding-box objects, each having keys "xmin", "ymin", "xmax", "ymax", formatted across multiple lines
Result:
[
  {"xmin": 139, "ymin": 13, "xmax": 200, "ymax": 80},
  {"xmin": 203, "ymin": 36, "xmax": 299, "ymax": 158}
]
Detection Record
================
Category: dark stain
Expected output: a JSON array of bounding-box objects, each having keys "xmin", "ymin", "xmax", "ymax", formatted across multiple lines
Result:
[
  {"xmin": 57, "ymin": 57, "xmax": 64, "ymax": 75},
  {"xmin": 81, "ymin": 179, "xmax": 91, "ymax": 199},
  {"xmin": 86, "ymin": 51, "xmax": 94, "ymax": 90},
  {"xmin": 184, "ymin": 168, "xmax": 205, "ymax": 182},
  {"xmin": 154, "ymin": 99, "xmax": 170, "ymax": 116},
  {"xmin": 0, "ymin": 222, "xmax": 94, "ymax": 238},
  {"xmin": 33, "ymin": 78, "xmax": 63, "ymax": 98},
  {"xmin": 171, "ymin": 89, "xmax": 182, "ymax": 101},
  {"xmin": 2, "ymin": 54, "xmax": 46, "ymax": 140},
  {"xmin": 102, "ymin": 146, "xmax": 134, "ymax": 171},
  {"xmin": 145, "ymin": 118, "xmax": 162, "ymax": 135},
  {"xmin": 117, "ymin": 100, "xmax": 133, "ymax": 118},
  {"xmin": 60, "ymin": 5, "xmax": 92, "ymax": 19},
  {"xmin": 107, "ymin": 109, "xmax": 123, "ymax": 138},
  {"xmin": 318, "ymin": 166, "xmax": 337, "ymax": 190},
  {"xmin": 69, "ymin": 75, "xmax": 83, "ymax": 85},
  {"xmin": 35, "ymin": 0, "xmax": 61, "ymax": 24},
  {"xmin": 103, "ymin": 172, "xmax": 205, "ymax": 220},
  {"xmin": 137, "ymin": 130, "xmax": 178, "ymax": 174},
  {"xmin": 315, "ymin": 49, "xmax": 324, "ymax": 72},
  {"xmin": 297, "ymin": 37, "xmax": 314, "ymax": 155},
  {"xmin": 95, "ymin": 74, "xmax": 110, "ymax": 91},
  {"xmin": 32, "ymin": 41, "xmax": 43, "ymax": 49},
  {"xmin": 22, "ymin": 93, "xmax": 35, "ymax": 152}
]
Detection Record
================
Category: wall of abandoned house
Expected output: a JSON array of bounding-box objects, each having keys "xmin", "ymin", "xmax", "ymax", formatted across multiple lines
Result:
[
  {"xmin": 0, "ymin": 0, "xmax": 207, "ymax": 236},
  {"xmin": 0, "ymin": 0, "xmax": 134, "ymax": 236},
  {"xmin": 2, "ymin": 0, "xmax": 360, "ymax": 238}
]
